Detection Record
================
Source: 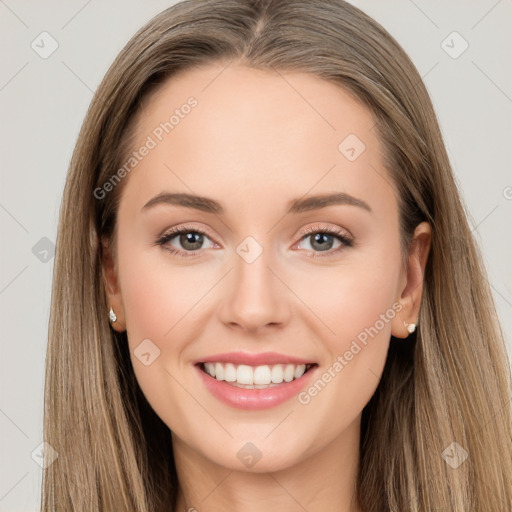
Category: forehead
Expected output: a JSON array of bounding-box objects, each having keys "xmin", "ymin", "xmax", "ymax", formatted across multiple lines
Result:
[{"xmin": 120, "ymin": 63, "xmax": 396, "ymax": 220}]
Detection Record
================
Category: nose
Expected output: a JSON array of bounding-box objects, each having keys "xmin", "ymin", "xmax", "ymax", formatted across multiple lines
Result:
[{"xmin": 218, "ymin": 245, "xmax": 291, "ymax": 333}]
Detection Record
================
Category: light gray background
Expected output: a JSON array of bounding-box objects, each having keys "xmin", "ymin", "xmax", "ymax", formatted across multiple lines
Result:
[{"xmin": 1, "ymin": 1, "xmax": 511, "ymax": 510}]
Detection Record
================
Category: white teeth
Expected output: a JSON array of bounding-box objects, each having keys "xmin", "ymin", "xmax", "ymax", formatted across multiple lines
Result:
[
  {"xmin": 205, "ymin": 362, "xmax": 215, "ymax": 377},
  {"xmin": 283, "ymin": 364, "xmax": 295, "ymax": 382},
  {"xmin": 202, "ymin": 362, "xmax": 311, "ymax": 386},
  {"xmin": 271, "ymin": 365, "xmax": 284, "ymax": 384},
  {"xmin": 224, "ymin": 363, "xmax": 237, "ymax": 382},
  {"xmin": 215, "ymin": 362, "xmax": 224, "ymax": 381},
  {"xmin": 294, "ymin": 364, "xmax": 306, "ymax": 379},
  {"xmin": 237, "ymin": 364, "xmax": 254, "ymax": 385},
  {"xmin": 254, "ymin": 365, "xmax": 272, "ymax": 385}
]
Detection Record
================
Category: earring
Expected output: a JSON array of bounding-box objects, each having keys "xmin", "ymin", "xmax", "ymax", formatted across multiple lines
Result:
[
  {"xmin": 109, "ymin": 307, "xmax": 117, "ymax": 323},
  {"xmin": 404, "ymin": 321, "xmax": 416, "ymax": 334}
]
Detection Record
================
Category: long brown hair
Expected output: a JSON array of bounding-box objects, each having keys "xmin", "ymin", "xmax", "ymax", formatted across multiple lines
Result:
[{"xmin": 42, "ymin": 1, "xmax": 512, "ymax": 510}]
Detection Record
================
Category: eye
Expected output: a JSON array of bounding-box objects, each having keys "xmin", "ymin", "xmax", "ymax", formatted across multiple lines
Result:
[
  {"xmin": 295, "ymin": 226, "xmax": 354, "ymax": 257},
  {"xmin": 155, "ymin": 225, "xmax": 218, "ymax": 257},
  {"xmin": 154, "ymin": 224, "xmax": 354, "ymax": 259}
]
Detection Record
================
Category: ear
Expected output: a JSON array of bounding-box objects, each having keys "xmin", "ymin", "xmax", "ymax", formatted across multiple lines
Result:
[
  {"xmin": 101, "ymin": 237, "xmax": 126, "ymax": 332},
  {"xmin": 391, "ymin": 221, "xmax": 432, "ymax": 338}
]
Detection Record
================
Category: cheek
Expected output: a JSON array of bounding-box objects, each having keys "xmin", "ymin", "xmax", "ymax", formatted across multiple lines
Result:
[
  {"xmin": 287, "ymin": 249, "xmax": 402, "ymax": 427},
  {"xmin": 118, "ymin": 254, "xmax": 171, "ymax": 345},
  {"xmin": 116, "ymin": 228, "xmax": 210, "ymax": 344},
  {"xmin": 288, "ymin": 250, "xmax": 402, "ymax": 352},
  {"xmin": 115, "ymin": 241, "xmax": 211, "ymax": 426}
]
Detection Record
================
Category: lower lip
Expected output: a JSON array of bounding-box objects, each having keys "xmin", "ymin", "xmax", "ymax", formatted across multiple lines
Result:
[{"xmin": 195, "ymin": 364, "xmax": 317, "ymax": 410}]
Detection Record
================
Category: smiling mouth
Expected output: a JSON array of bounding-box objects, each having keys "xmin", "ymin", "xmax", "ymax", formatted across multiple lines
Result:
[{"xmin": 197, "ymin": 362, "xmax": 317, "ymax": 389}]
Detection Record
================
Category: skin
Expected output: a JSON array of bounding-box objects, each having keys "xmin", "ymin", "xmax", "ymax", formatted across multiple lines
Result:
[{"xmin": 102, "ymin": 63, "xmax": 431, "ymax": 512}]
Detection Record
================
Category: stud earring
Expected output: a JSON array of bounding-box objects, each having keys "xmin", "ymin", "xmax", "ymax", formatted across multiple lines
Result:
[
  {"xmin": 404, "ymin": 321, "xmax": 416, "ymax": 334},
  {"xmin": 109, "ymin": 307, "xmax": 117, "ymax": 323}
]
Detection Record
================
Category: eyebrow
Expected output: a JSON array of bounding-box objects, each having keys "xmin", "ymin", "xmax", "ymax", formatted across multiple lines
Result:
[
  {"xmin": 142, "ymin": 191, "xmax": 372, "ymax": 214},
  {"xmin": 142, "ymin": 192, "xmax": 223, "ymax": 214}
]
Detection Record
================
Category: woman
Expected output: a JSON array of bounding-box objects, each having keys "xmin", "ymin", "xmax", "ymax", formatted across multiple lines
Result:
[{"xmin": 42, "ymin": 0, "xmax": 512, "ymax": 510}]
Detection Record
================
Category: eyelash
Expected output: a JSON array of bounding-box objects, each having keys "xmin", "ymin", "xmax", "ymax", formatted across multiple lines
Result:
[
  {"xmin": 154, "ymin": 224, "xmax": 354, "ymax": 259},
  {"xmin": 298, "ymin": 225, "xmax": 354, "ymax": 258}
]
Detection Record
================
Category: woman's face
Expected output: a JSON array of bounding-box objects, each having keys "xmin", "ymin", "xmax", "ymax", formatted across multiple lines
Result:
[{"xmin": 103, "ymin": 63, "xmax": 429, "ymax": 472}]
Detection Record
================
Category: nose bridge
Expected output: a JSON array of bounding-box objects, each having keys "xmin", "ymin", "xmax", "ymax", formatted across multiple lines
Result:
[{"xmin": 219, "ymin": 235, "xmax": 289, "ymax": 330}]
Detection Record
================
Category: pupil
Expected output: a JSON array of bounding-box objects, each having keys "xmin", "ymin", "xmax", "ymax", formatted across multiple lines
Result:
[
  {"xmin": 180, "ymin": 232, "xmax": 203, "ymax": 250},
  {"xmin": 311, "ymin": 233, "xmax": 333, "ymax": 251}
]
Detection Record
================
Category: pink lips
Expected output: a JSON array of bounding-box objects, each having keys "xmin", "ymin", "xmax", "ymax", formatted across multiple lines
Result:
[
  {"xmin": 194, "ymin": 351, "xmax": 315, "ymax": 366},
  {"xmin": 194, "ymin": 352, "xmax": 317, "ymax": 410}
]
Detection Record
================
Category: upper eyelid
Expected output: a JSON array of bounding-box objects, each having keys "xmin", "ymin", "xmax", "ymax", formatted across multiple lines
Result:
[
  {"xmin": 159, "ymin": 223, "xmax": 350, "ymax": 239},
  {"xmin": 298, "ymin": 224, "xmax": 352, "ymax": 238},
  {"xmin": 160, "ymin": 223, "xmax": 217, "ymax": 240}
]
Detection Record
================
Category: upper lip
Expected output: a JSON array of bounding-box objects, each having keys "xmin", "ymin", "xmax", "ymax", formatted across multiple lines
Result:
[{"xmin": 195, "ymin": 351, "xmax": 316, "ymax": 366}]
